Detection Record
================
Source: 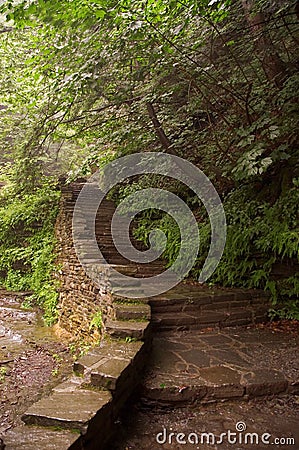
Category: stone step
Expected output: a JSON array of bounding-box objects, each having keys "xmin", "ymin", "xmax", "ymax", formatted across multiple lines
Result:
[
  {"xmin": 95, "ymin": 222, "xmax": 136, "ymax": 228},
  {"xmin": 72, "ymin": 209, "xmax": 115, "ymax": 217},
  {"xmin": 76, "ymin": 234, "xmax": 141, "ymax": 241},
  {"xmin": 141, "ymin": 365, "xmax": 290, "ymax": 407},
  {"xmin": 52, "ymin": 375, "xmax": 86, "ymax": 393},
  {"xmin": 71, "ymin": 197, "xmax": 112, "ymax": 204},
  {"xmin": 111, "ymin": 285, "xmax": 146, "ymax": 297},
  {"xmin": 101, "ymin": 257, "xmax": 138, "ymax": 265},
  {"xmin": 73, "ymin": 339, "xmax": 144, "ymax": 376},
  {"xmin": 89, "ymin": 342, "xmax": 150, "ymax": 403},
  {"xmin": 65, "ymin": 206, "xmax": 116, "ymax": 213},
  {"xmin": 149, "ymin": 299, "xmax": 267, "ymax": 314},
  {"xmin": 90, "ymin": 357, "xmax": 133, "ymax": 391},
  {"xmin": 97, "ymin": 241, "xmax": 145, "ymax": 248},
  {"xmin": 18, "ymin": 337, "xmax": 150, "ymax": 450},
  {"xmin": 109, "ymin": 261, "xmax": 164, "ymax": 269},
  {"xmin": 140, "ymin": 328, "xmax": 299, "ymax": 407},
  {"xmin": 151, "ymin": 312, "xmax": 199, "ymax": 330},
  {"xmin": 151, "ymin": 306, "xmax": 268, "ymax": 331},
  {"xmin": 111, "ymin": 270, "xmax": 164, "ymax": 279},
  {"xmin": 97, "ymin": 246, "xmax": 145, "ymax": 253},
  {"xmin": 105, "ymin": 320, "xmax": 151, "ymax": 340},
  {"xmin": 156, "ymin": 286, "xmax": 268, "ymax": 300},
  {"xmin": 116, "ymin": 264, "xmax": 165, "ymax": 273},
  {"xmin": 115, "ymin": 303, "xmax": 151, "ymax": 321},
  {"xmin": 109, "ymin": 276, "xmax": 142, "ymax": 288},
  {"xmin": 2, "ymin": 425, "xmax": 79, "ymax": 450},
  {"xmin": 133, "ymin": 272, "xmax": 164, "ymax": 279},
  {"xmin": 109, "ymin": 265, "xmax": 140, "ymax": 276},
  {"xmin": 21, "ymin": 389, "xmax": 112, "ymax": 431},
  {"xmin": 112, "ymin": 294, "xmax": 150, "ymax": 305},
  {"xmin": 96, "ymin": 235, "xmax": 140, "ymax": 242},
  {"xmin": 148, "ymin": 289, "xmax": 270, "ymax": 318}
]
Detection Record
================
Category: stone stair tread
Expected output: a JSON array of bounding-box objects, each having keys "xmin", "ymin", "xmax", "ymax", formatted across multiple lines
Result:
[
  {"xmin": 106, "ymin": 320, "xmax": 150, "ymax": 339},
  {"xmin": 74, "ymin": 339, "xmax": 143, "ymax": 375},
  {"xmin": 22, "ymin": 390, "xmax": 112, "ymax": 430},
  {"xmin": 109, "ymin": 276, "xmax": 142, "ymax": 287},
  {"xmin": 109, "ymin": 265, "xmax": 139, "ymax": 275},
  {"xmin": 112, "ymin": 294, "xmax": 150, "ymax": 304},
  {"xmin": 90, "ymin": 357, "xmax": 131, "ymax": 390},
  {"xmin": 106, "ymin": 320, "xmax": 149, "ymax": 330},
  {"xmin": 115, "ymin": 303, "xmax": 151, "ymax": 320},
  {"xmin": 73, "ymin": 352, "xmax": 107, "ymax": 376},
  {"xmin": 111, "ymin": 286, "xmax": 145, "ymax": 296},
  {"xmin": 147, "ymin": 284, "xmax": 270, "ymax": 331},
  {"xmin": 152, "ymin": 311, "xmax": 229, "ymax": 324},
  {"xmin": 141, "ymin": 367, "xmax": 244, "ymax": 406},
  {"xmin": 142, "ymin": 365, "xmax": 290, "ymax": 406},
  {"xmin": 53, "ymin": 375, "xmax": 86, "ymax": 392},
  {"xmin": 149, "ymin": 295, "xmax": 212, "ymax": 308},
  {"xmin": 109, "ymin": 263, "xmax": 165, "ymax": 273},
  {"xmin": 2, "ymin": 425, "xmax": 79, "ymax": 450}
]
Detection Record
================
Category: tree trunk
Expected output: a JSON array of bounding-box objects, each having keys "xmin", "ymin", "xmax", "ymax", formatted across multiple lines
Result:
[{"xmin": 242, "ymin": 0, "xmax": 286, "ymax": 87}]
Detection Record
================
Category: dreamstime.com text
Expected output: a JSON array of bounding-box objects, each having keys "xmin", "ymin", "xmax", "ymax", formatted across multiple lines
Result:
[{"xmin": 156, "ymin": 422, "xmax": 296, "ymax": 446}]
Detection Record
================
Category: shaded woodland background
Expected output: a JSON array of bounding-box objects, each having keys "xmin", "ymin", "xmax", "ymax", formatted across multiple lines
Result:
[{"xmin": 0, "ymin": 0, "xmax": 298, "ymax": 322}]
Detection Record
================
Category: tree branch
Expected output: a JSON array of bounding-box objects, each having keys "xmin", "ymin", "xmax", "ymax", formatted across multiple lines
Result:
[
  {"xmin": 146, "ymin": 102, "xmax": 171, "ymax": 150},
  {"xmin": 0, "ymin": 27, "xmax": 13, "ymax": 33}
]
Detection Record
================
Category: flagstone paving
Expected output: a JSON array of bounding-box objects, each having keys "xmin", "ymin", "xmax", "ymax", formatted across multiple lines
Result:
[{"xmin": 141, "ymin": 325, "xmax": 299, "ymax": 405}]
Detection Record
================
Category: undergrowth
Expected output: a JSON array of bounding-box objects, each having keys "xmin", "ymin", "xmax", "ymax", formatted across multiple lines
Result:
[
  {"xmin": 132, "ymin": 179, "xmax": 299, "ymax": 319},
  {"xmin": 0, "ymin": 182, "xmax": 60, "ymax": 324}
]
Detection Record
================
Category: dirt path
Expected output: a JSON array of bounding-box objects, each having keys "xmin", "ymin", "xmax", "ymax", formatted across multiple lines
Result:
[
  {"xmin": 109, "ymin": 395, "xmax": 299, "ymax": 449},
  {"xmin": 0, "ymin": 291, "xmax": 73, "ymax": 436}
]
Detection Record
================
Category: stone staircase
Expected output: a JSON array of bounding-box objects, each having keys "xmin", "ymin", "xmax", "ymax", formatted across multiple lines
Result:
[
  {"xmin": 18, "ymin": 301, "xmax": 152, "ymax": 450},
  {"xmin": 4, "ymin": 181, "xmax": 276, "ymax": 449},
  {"xmin": 149, "ymin": 284, "xmax": 270, "ymax": 331},
  {"xmin": 65, "ymin": 181, "xmax": 270, "ymax": 332},
  {"xmin": 69, "ymin": 182, "xmax": 165, "ymax": 277}
]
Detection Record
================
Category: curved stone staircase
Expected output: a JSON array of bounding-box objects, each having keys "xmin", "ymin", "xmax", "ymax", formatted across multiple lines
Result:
[{"xmin": 4, "ymin": 181, "xmax": 282, "ymax": 450}]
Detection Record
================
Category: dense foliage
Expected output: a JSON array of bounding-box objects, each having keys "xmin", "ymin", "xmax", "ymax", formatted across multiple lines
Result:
[
  {"xmin": 0, "ymin": 179, "xmax": 60, "ymax": 324},
  {"xmin": 0, "ymin": 0, "xmax": 298, "ymax": 319}
]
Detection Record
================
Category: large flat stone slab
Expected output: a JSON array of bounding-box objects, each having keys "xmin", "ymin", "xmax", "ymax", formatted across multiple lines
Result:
[
  {"xmin": 141, "ymin": 327, "xmax": 297, "ymax": 405},
  {"xmin": 22, "ymin": 390, "xmax": 112, "ymax": 430},
  {"xmin": 3, "ymin": 426, "xmax": 79, "ymax": 450},
  {"xmin": 198, "ymin": 365, "xmax": 241, "ymax": 385}
]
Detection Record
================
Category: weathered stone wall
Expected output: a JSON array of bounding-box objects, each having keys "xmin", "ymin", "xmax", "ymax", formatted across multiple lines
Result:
[{"xmin": 54, "ymin": 184, "xmax": 114, "ymax": 343}]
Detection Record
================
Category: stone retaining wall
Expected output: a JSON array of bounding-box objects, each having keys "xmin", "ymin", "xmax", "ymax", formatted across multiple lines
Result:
[{"xmin": 54, "ymin": 185, "xmax": 114, "ymax": 342}]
